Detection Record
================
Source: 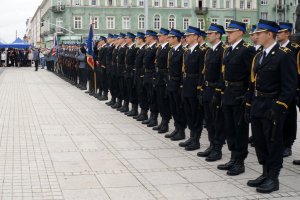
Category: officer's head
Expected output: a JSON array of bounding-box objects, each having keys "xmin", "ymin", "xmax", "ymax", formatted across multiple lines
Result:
[
  {"xmin": 125, "ymin": 32, "xmax": 136, "ymax": 45},
  {"xmin": 98, "ymin": 36, "xmax": 107, "ymax": 46},
  {"xmin": 184, "ymin": 26, "xmax": 202, "ymax": 45},
  {"xmin": 206, "ymin": 23, "xmax": 225, "ymax": 45},
  {"xmin": 225, "ymin": 20, "xmax": 246, "ymax": 45},
  {"xmin": 168, "ymin": 29, "xmax": 183, "ymax": 46},
  {"xmin": 255, "ymin": 19, "xmax": 279, "ymax": 47},
  {"xmin": 277, "ymin": 22, "xmax": 293, "ymax": 43},
  {"xmin": 107, "ymin": 33, "xmax": 114, "ymax": 43},
  {"xmin": 157, "ymin": 28, "xmax": 170, "ymax": 44},
  {"xmin": 250, "ymin": 25, "xmax": 259, "ymax": 45},
  {"xmin": 145, "ymin": 30, "xmax": 158, "ymax": 45},
  {"xmin": 135, "ymin": 32, "xmax": 146, "ymax": 45},
  {"xmin": 118, "ymin": 33, "xmax": 126, "ymax": 44}
]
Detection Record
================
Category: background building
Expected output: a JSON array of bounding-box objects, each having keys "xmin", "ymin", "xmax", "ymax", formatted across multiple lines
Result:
[{"xmin": 28, "ymin": 0, "xmax": 299, "ymax": 48}]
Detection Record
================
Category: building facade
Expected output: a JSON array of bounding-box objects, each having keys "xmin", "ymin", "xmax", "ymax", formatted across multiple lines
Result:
[{"xmin": 29, "ymin": 0, "xmax": 299, "ymax": 48}]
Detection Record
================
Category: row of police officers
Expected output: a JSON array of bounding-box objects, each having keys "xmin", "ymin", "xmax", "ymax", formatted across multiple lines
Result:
[{"xmin": 57, "ymin": 19, "xmax": 300, "ymax": 194}]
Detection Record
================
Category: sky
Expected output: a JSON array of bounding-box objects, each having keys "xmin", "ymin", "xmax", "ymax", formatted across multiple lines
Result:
[{"xmin": 0, "ymin": 0, "xmax": 42, "ymax": 43}]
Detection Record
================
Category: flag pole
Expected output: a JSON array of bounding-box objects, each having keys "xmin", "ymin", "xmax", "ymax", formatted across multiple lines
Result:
[{"xmin": 92, "ymin": 17, "xmax": 97, "ymax": 93}]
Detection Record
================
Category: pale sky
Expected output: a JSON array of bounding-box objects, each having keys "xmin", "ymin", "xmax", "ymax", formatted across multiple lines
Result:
[{"xmin": 0, "ymin": 0, "xmax": 42, "ymax": 43}]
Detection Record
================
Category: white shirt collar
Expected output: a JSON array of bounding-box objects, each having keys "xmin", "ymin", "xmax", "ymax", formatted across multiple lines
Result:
[
  {"xmin": 128, "ymin": 43, "xmax": 135, "ymax": 49},
  {"xmin": 255, "ymin": 45, "xmax": 261, "ymax": 51},
  {"xmin": 231, "ymin": 38, "xmax": 243, "ymax": 50},
  {"xmin": 280, "ymin": 40, "xmax": 290, "ymax": 47},
  {"xmin": 161, "ymin": 42, "xmax": 168, "ymax": 49},
  {"xmin": 212, "ymin": 41, "xmax": 222, "ymax": 51},
  {"xmin": 101, "ymin": 43, "xmax": 106, "ymax": 48},
  {"xmin": 139, "ymin": 43, "xmax": 146, "ymax": 49},
  {"xmin": 148, "ymin": 42, "xmax": 156, "ymax": 48},
  {"xmin": 121, "ymin": 43, "xmax": 127, "ymax": 48},
  {"xmin": 173, "ymin": 43, "xmax": 181, "ymax": 51},
  {"xmin": 189, "ymin": 43, "xmax": 198, "ymax": 53},
  {"xmin": 200, "ymin": 42, "xmax": 206, "ymax": 47},
  {"xmin": 264, "ymin": 41, "xmax": 277, "ymax": 56}
]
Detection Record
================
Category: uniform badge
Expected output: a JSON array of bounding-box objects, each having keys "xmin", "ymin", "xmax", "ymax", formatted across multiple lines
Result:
[{"xmin": 271, "ymin": 51, "xmax": 275, "ymax": 55}]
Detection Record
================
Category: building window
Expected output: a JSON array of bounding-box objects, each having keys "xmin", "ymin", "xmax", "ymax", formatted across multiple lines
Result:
[
  {"xmin": 153, "ymin": 14, "xmax": 161, "ymax": 29},
  {"xmin": 57, "ymin": 0, "xmax": 63, "ymax": 6},
  {"xmin": 74, "ymin": 16, "xmax": 82, "ymax": 29},
  {"xmin": 294, "ymin": 0, "xmax": 298, "ymax": 6},
  {"xmin": 247, "ymin": 0, "xmax": 252, "ymax": 9},
  {"xmin": 90, "ymin": 0, "xmax": 97, "ymax": 6},
  {"xmin": 56, "ymin": 17, "xmax": 63, "ymax": 33},
  {"xmin": 168, "ymin": 15, "xmax": 176, "ymax": 29},
  {"xmin": 123, "ymin": 0, "xmax": 129, "ymax": 6},
  {"xmin": 153, "ymin": 0, "xmax": 160, "ymax": 7},
  {"xmin": 138, "ymin": 0, "xmax": 144, "ymax": 6},
  {"xmin": 138, "ymin": 14, "xmax": 145, "ymax": 29},
  {"xmin": 183, "ymin": 17, "xmax": 190, "ymax": 30},
  {"xmin": 261, "ymin": 12, "xmax": 268, "ymax": 20},
  {"xmin": 242, "ymin": 18, "xmax": 250, "ymax": 29},
  {"xmin": 261, "ymin": 0, "xmax": 268, "ymax": 5},
  {"xmin": 168, "ymin": 0, "xmax": 175, "ymax": 7},
  {"xmin": 107, "ymin": 0, "xmax": 113, "ymax": 6},
  {"xmin": 225, "ymin": 0, "xmax": 231, "ymax": 8},
  {"xmin": 106, "ymin": 16, "xmax": 115, "ymax": 29},
  {"xmin": 74, "ymin": 0, "xmax": 81, "ymax": 6},
  {"xmin": 122, "ymin": 16, "xmax": 130, "ymax": 29},
  {"xmin": 211, "ymin": 18, "xmax": 219, "ymax": 24},
  {"xmin": 197, "ymin": 18, "xmax": 205, "ymax": 30},
  {"xmin": 91, "ymin": 16, "xmax": 99, "ymax": 29},
  {"xmin": 212, "ymin": 0, "xmax": 217, "ymax": 8},
  {"xmin": 225, "ymin": 18, "xmax": 232, "ymax": 28},
  {"xmin": 183, "ymin": 0, "xmax": 189, "ymax": 7},
  {"xmin": 240, "ymin": 0, "xmax": 244, "ymax": 9}
]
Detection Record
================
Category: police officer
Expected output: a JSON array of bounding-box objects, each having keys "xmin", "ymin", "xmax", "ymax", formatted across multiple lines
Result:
[
  {"xmin": 246, "ymin": 19, "xmax": 297, "ymax": 193},
  {"xmin": 217, "ymin": 20, "xmax": 255, "ymax": 176},
  {"xmin": 153, "ymin": 28, "xmax": 171, "ymax": 134},
  {"xmin": 178, "ymin": 26, "xmax": 206, "ymax": 151},
  {"xmin": 124, "ymin": 32, "xmax": 138, "ymax": 116},
  {"xmin": 142, "ymin": 30, "xmax": 159, "ymax": 127},
  {"xmin": 111, "ymin": 35, "xmax": 122, "ymax": 109},
  {"xmin": 105, "ymin": 34, "xmax": 116, "ymax": 106},
  {"xmin": 277, "ymin": 22, "xmax": 300, "ymax": 157},
  {"xmin": 133, "ymin": 32, "xmax": 148, "ymax": 121},
  {"xmin": 95, "ymin": 36, "xmax": 108, "ymax": 100},
  {"xmin": 197, "ymin": 24, "xmax": 226, "ymax": 162},
  {"xmin": 165, "ymin": 29, "xmax": 187, "ymax": 141},
  {"xmin": 250, "ymin": 25, "xmax": 263, "ymax": 53}
]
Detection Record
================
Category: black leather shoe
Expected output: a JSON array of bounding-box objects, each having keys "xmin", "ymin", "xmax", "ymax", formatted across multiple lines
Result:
[
  {"xmin": 227, "ymin": 163, "xmax": 245, "ymax": 176},
  {"xmin": 256, "ymin": 178, "xmax": 279, "ymax": 193},
  {"xmin": 106, "ymin": 100, "xmax": 115, "ymax": 106},
  {"xmin": 283, "ymin": 147, "xmax": 292, "ymax": 157},
  {"xmin": 217, "ymin": 160, "xmax": 235, "ymax": 170},
  {"xmin": 137, "ymin": 113, "xmax": 148, "ymax": 121},
  {"xmin": 142, "ymin": 118, "xmax": 151, "ymax": 124},
  {"xmin": 247, "ymin": 175, "xmax": 267, "ymax": 187},
  {"xmin": 158, "ymin": 123, "xmax": 169, "ymax": 134},
  {"xmin": 147, "ymin": 118, "xmax": 158, "ymax": 127},
  {"xmin": 99, "ymin": 94, "xmax": 108, "ymax": 101},
  {"xmin": 165, "ymin": 129, "xmax": 178, "ymax": 138},
  {"xmin": 179, "ymin": 138, "xmax": 193, "ymax": 147},
  {"xmin": 197, "ymin": 145, "xmax": 213, "ymax": 157},
  {"xmin": 184, "ymin": 141, "xmax": 200, "ymax": 151},
  {"xmin": 206, "ymin": 148, "xmax": 222, "ymax": 162},
  {"xmin": 293, "ymin": 160, "xmax": 300, "ymax": 165},
  {"xmin": 170, "ymin": 129, "xmax": 185, "ymax": 141},
  {"xmin": 153, "ymin": 123, "xmax": 162, "ymax": 131}
]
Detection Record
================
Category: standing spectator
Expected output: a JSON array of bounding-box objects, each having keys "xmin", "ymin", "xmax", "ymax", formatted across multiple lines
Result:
[
  {"xmin": 39, "ymin": 49, "xmax": 45, "ymax": 69},
  {"xmin": 28, "ymin": 49, "xmax": 33, "ymax": 67},
  {"xmin": 1, "ymin": 50, "xmax": 6, "ymax": 67},
  {"xmin": 33, "ymin": 48, "xmax": 39, "ymax": 71}
]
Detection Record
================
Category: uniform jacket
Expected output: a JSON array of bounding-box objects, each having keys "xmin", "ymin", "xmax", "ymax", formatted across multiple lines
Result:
[
  {"xmin": 167, "ymin": 45, "xmax": 184, "ymax": 92},
  {"xmin": 143, "ymin": 43, "xmax": 157, "ymax": 84},
  {"xmin": 155, "ymin": 43, "xmax": 171, "ymax": 86},
  {"xmin": 125, "ymin": 44, "xmax": 138, "ymax": 78},
  {"xmin": 117, "ymin": 44, "xmax": 127, "ymax": 76}
]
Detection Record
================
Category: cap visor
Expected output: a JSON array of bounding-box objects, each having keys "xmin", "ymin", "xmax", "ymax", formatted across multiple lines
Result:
[
  {"xmin": 254, "ymin": 28, "xmax": 268, "ymax": 33},
  {"xmin": 225, "ymin": 28, "xmax": 239, "ymax": 32},
  {"xmin": 206, "ymin": 30, "xmax": 218, "ymax": 34},
  {"xmin": 277, "ymin": 29, "xmax": 288, "ymax": 33},
  {"xmin": 184, "ymin": 32, "xmax": 195, "ymax": 36}
]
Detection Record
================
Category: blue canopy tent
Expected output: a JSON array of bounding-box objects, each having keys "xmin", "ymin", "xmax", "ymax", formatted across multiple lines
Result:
[{"xmin": 1, "ymin": 38, "xmax": 31, "ymax": 49}]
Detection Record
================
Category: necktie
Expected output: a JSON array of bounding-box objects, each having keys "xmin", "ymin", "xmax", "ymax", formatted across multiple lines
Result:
[
  {"xmin": 259, "ymin": 51, "xmax": 267, "ymax": 65},
  {"xmin": 171, "ymin": 48, "xmax": 175, "ymax": 55},
  {"xmin": 226, "ymin": 46, "xmax": 233, "ymax": 56}
]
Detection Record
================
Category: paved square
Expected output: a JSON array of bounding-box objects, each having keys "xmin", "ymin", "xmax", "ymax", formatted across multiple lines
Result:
[{"xmin": 0, "ymin": 67, "xmax": 299, "ymax": 200}]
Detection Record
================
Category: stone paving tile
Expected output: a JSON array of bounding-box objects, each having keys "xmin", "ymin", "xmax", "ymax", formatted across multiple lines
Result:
[{"xmin": 0, "ymin": 68, "xmax": 300, "ymax": 199}]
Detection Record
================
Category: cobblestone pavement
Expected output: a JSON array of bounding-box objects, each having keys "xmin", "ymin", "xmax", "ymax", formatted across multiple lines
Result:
[{"xmin": 0, "ymin": 67, "xmax": 299, "ymax": 200}]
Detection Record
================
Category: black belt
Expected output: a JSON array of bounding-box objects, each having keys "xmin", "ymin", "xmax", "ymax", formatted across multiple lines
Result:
[
  {"xmin": 225, "ymin": 80, "xmax": 245, "ymax": 87},
  {"xmin": 156, "ymin": 68, "xmax": 168, "ymax": 73},
  {"xmin": 183, "ymin": 73, "xmax": 199, "ymax": 79},
  {"xmin": 169, "ymin": 76, "xmax": 181, "ymax": 81},
  {"xmin": 254, "ymin": 90, "xmax": 278, "ymax": 98},
  {"xmin": 145, "ymin": 68, "xmax": 155, "ymax": 73},
  {"xmin": 204, "ymin": 81, "xmax": 218, "ymax": 87}
]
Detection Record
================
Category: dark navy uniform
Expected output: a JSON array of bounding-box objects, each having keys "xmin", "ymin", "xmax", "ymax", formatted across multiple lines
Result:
[
  {"xmin": 117, "ymin": 42, "xmax": 128, "ymax": 111},
  {"xmin": 105, "ymin": 40, "xmax": 115, "ymax": 105},
  {"xmin": 96, "ymin": 40, "xmax": 108, "ymax": 99},
  {"xmin": 111, "ymin": 42, "xmax": 121, "ymax": 108},
  {"xmin": 154, "ymin": 41, "xmax": 171, "ymax": 132}
]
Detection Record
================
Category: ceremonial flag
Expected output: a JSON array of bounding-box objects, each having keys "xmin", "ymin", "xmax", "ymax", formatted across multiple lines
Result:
[
  {"xmin": 51, "ymin": 33, "xmax": 58, "ymax": 56},
  {"xmin": 86, "ymin": 23, "xmax": 94, "ymax": 70}
]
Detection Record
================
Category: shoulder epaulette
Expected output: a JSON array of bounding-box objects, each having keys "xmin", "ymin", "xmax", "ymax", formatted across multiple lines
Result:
[
  {"xmin": 279, "ymin": 46, "xmax": 291, "ymax": 53},
  {"xmin": 291, "ymin": 43, "xmax": 300, "ymax": 48},
  {"xmin": 243, "ymin": 43, "xmax": 251, "ymax": 48}
]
